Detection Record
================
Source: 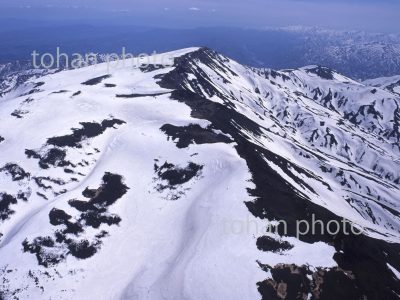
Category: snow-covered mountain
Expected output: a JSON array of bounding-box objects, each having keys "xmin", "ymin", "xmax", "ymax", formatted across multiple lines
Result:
[
  {"xmin": 364, "ymin": 75, "xmax": 400, "ymax": 97},
  {"xmin": 0, "ymin": 62, "xmax": 54, "ymax": 99},
  {"xmin": 0, "ymin": 47, "xmax": 399, "ymax": 299}
]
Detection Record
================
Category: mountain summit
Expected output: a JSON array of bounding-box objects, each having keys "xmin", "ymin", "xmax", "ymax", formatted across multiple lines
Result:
[{"xmin": 0, "ymin": 47, "xmax": 400, "ymax": 299}]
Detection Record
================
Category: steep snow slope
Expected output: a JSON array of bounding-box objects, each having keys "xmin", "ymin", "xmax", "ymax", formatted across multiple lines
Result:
[{"xmin": 0, "ymin": 48, "xmax": 400, "ymax": 299}]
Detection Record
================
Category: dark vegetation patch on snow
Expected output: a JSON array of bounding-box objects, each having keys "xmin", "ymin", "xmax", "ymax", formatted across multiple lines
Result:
[
  {"xmin": 0, "ymin": 265, "xmax": 35, "ymax": 299},
  {"xmin": 115, "ymin": 92, "xmax": 170, "ymax": 98},
  {"xmin": 0, "ymin": 193, "xmax": 18, "ymax": 221},
  {"xmin": 154, "ymin": 160, "xmax": 203, "ymax": 188},
  {"xmin": 160, "ymin": 124, "xmax": 232, "ymax": 148},
  {"xmin": 0, "ymin": 136, "xmax": 4, "ymax": 143},
  {"xmin": 81, "ymin": 75, "xmax": 111, "ymax": 86},
  {"xmin": 25, "ymin": 148, "xmax": 71, "ymax": 169},
  {"xmin": 0, "ymin": 162, "xmax": 67, "ymax": 201},
  {"xmin": 153, "ymin": 160, "xmax": 203, "ymax": 200},
  {"xmin": 0, "ymin": 163, "xmax": 30, "ymax": 181},
  {"xmin": 47, "ymin": 119, "xmax": 125, "ymax": 148},
  {"xmin": 33, "ymin": 177, "xmax": 66, "ymax": 190},
  {"xmin": 23, "ymin": 172, "xmax": 128, "ymax": 267},
  {"xmin": 0, "ymin": 190, "xmax": 30, "ymax": 222},
  {"xmin": 0, "ymin": 164, "xmax": 32, "ymax": 222},
  {"xmin": 63, "ymin": 168, "xmax": 74, "ymax": 174},
  {"xmin": 104, "ymin": 83, "xmax": 116, "ymax": 88},
  {"xmin": 256, "ymin": 236, "xmax": 293, "ymax": 253},
  {"xmin": 25, "ymin": 118, "xmax": 124, "ymax": 171},
  {"xmin": 36, "ymin": 192, "xmax": 48, "ymax": 200},
  {"xmin": 11, "ymin": 109, "xmax": 28, "ymax": 119},
  {"xmin": 51, "ymin": 90, "xmax": 69, "ymax": 94}
]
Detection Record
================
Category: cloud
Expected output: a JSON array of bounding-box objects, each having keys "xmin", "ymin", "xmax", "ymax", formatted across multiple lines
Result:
[{"xmin": 189, "ymin": 7, "xmax": 200, "ymax": 11}]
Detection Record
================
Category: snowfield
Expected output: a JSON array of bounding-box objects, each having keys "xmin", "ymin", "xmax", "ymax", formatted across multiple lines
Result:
[{"xmin": 0, "ymin": 47, "xmax": 400, "ymax": 299}]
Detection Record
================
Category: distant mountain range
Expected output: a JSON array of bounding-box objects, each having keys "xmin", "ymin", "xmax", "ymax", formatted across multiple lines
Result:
[{"xmin": 1, "ymin": 26, "xmax": 400, "ymax": 80}]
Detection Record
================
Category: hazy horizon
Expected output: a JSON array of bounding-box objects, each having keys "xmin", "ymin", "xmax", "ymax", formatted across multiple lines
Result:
[{"xmin": 1, "ymin": 0, "xmax": 400, "ymax": 33}]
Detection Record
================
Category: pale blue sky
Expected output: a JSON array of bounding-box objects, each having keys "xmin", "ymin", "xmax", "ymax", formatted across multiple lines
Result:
[{"xmin": 1, "ymin": 0, "xmax": 400, "ymax": 32}]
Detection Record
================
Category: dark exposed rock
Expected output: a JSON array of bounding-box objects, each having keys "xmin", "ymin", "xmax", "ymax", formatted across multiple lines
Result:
[
  {"xmin": 140, "ymin": 64, "xmax": 166, "ymax": 73},
  {"xmin": 155, "ymin": 47, "xmax": 237, "ymax": 103},
  {"xmin": 0, "ymin": 163, "xmax": 30, "ymax": 181},
  {"xmin": 81, "ymin": 75, "xmax": 111, "ymax": 86},
  {"xmin": 257, "ymin": 263, "xmax": 364, "ymax": 300},
  {"xmin": 312, "ymin": 87, "xmax": 323, "ymax": 100},
  {"xmin": 324, "ymin": 128, "xmax": 338, "ymax": 148},
  {"xmin": 34, "ymin": 82, "xmax": 45, "ymax": 88},
  {"xmin": 161, "ymin": 123, "xmax": 232, "ymax": 148},
  {"xmin": 386, "ymin": 80, "xmax": 400, "ymax": 95},
  {"xmin": 305, "ymin": 66, "xmax": 335, "ymax": 80}
]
